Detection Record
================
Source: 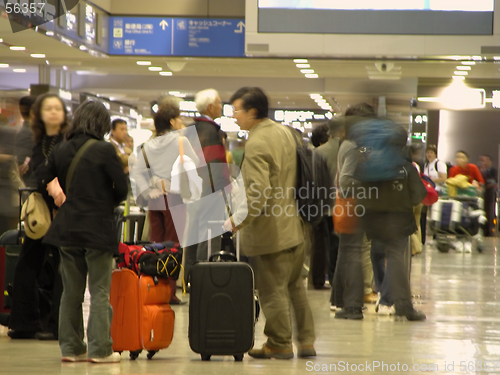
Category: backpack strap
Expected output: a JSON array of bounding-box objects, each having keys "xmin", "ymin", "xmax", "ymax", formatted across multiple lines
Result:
[{"xmin": 434, "ymin": 159, "xmax": 439, "ymax": 173}]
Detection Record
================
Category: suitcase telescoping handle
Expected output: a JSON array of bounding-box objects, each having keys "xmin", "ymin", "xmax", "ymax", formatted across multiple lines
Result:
[{"xmin": 207, "ymin": 220, "xmax": 240, "ymax": 261}]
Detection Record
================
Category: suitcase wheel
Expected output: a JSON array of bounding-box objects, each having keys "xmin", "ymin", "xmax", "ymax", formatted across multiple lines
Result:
[
  {"xmin": 201, "ymin": 353, "xmax": 211, "ymax": 361},
  {"xmin": 147, "ymin": 350, "xmax": 158, "ymax": 360},
  {"xmin": 234, "ymin": 354, "xmax": 244, "ymax": 362},
  {"xmin": 130, "ymin": 350, "xmax": 142, "ymax": 360},
  {"xmin": 437, "ymin": 243, "xmax": 450, "ymax": 253}
]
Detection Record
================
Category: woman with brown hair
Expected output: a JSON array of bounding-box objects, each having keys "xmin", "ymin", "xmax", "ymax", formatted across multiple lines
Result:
[
  {"xmin": 131, "ymin": 102, "xmax": 199, "ymax": 304},
  {"xmin": 5, "ymin": 93, "xmax": 68, "ymax": 340}
]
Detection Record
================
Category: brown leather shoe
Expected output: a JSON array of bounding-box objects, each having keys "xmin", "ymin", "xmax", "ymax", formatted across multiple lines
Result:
[
  {"xmin": 248, "ymin": 344, "xmax": 294, "ymax": 359},
  {"xmin": 364, "ymin": 292, "xmax": 378, "ymax": 304},
  {"xmin": 298, "ymin": 345, "xmax": 316, "ymax": 358}
]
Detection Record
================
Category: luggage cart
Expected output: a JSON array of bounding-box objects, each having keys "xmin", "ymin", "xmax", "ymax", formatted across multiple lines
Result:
[{"xmin": 430, "ymin": 195, "xmax": 486, "ymax": 253}]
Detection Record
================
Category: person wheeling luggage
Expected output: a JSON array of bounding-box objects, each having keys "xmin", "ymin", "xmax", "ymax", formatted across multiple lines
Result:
[
  {"xmin": 224, "ymin": 87, "xmax": 316, "ymax": 359},
  {"xmin": 182, "ymin": 89, "xmax": 229, "ymax": 290},
  {"xmin": 6, "ymin": 94, "xmax": 67, "ymax": 340},
  {"xmin": 37, "ymin": 100, "xmax": 128, "ymax": 362},
  {"xmin": 130, "ymin": 101, "xmax": 199, "ymax": 304}
]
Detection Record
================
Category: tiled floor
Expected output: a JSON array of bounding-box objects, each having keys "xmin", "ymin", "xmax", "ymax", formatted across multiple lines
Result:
[{"xmin": 1, "ymin": 238, "xmax": 500, "ymax": 374}]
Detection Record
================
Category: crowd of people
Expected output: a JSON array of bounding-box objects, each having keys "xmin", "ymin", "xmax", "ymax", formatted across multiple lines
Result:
[{"xmin": 0, "ymin": 87, "xmax": 497, "ymax": 362}]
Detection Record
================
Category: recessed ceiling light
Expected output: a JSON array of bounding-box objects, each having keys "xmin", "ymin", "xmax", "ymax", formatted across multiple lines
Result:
[
  {"xmin": 456, "ymin": 66, "xmax": 471, "ymax": 70},
  {"xmin": 79, "ymin": 45, "xmax": 87, "ymax": 51},
  {"xmin": 137, "ymin": 61, "xmax": 151, "ymax": 66},
  {"xmin": 63, "ymin": 66, "xmax": 68, "ymax": 71},
  {"xmin": 305, "ymin": 73, "xmax": 318, "ymax": 78},
  {"xmin": 148, "ymin": 66, "xmax": 162, "ymax": 71},
  {"xmin": 454, "ymin": 71, "xmax": 468, "ymax": 75},
  {"xmin": 159, "ymin": 71, "xmax": 172, "ymax": 76},
  {"xmin": 46, "ymin": 31, "xmax": 54, "ymax": 36},
  {"xmin": 10, "ymin": 46, "xmax": 25, "ymax": 51},
  {"xmin": 301, "ymin": 69, "xmax": 315, "ymax": 74},
  {"xmin": 0, "ymin": 39, "xmax": 3, "ymax": 43},
  {"xmin": 13, "ymin": 68, "xmax": 26, "ymax": 73},
  {"xmin": 293, "ymin": 59, "xmax": 308, "ymax": 63},
  {"xmin": 452, "ymin": 76, "xmax": 466, "ymax": 80},
  {"xmin": 31, "ymin": 53, "xmax": 45, "ymax": 58},
  {"xmin": 296, "ymin": 63, "xmax": 310, "ymax": 68},
  {"xmin": 461, "ymin": 61, "xmax": 476, "ymax": 65}
]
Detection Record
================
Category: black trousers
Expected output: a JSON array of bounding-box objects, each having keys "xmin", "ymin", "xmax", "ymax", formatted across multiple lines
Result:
[
  {"xmin": 8, "ymin": 236, "xmax": 62, "ymax": 336},
  {"xmin": 311, "ymin": 216, "xmax": 339, "ymax": 287}
]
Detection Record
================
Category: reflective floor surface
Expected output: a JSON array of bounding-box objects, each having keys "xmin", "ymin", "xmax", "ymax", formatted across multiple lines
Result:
[{"xmin": 1, "ymin": 238, "xmax": 499, "ymax": 375}]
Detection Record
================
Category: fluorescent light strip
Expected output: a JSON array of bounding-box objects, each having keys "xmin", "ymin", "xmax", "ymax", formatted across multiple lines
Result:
[
  {"xmin": 0, "ymin": 63, "xmax": 9, "ymax": 68},
  {"xmin": 310, "ymin": 94, "xmax": 322, "ymax": 99},
  {"xmin": 454, "ymin": 71, "xmax": 468, "ymax": 75},
  {"xmin": 301, "ymin": 69, "xmax": 314, "ymax": 74},
  {"xmin": 293, "ymin": 59, "xmax": 308, "ymax": 63},
  {"xmin": 453, "ymin": 76, "xmax": 466, "ymax": 80},
  {"xmin": 461, "ymin": 61, "xmax": 476, "ymax": 65},
  {"xmin": 31, "ymin": 54, "xmax": 46, "ymax": 58},
  {"xmin": 305, "ymin": 73, "xmax": 318, "ymax": 78},
  {"xmin": 296, "ymin": 64, "xmax": 310, "ymax": 68},
  {"xmin": 137, "ymin": 61, "xmax": 151, "ymax": 66},
  {"xmin": 148, "ymin": 67, "xmax": 162, "ymax": 71},
  {"xmin": 159, "ymin": 72, "xmax": 172, "ymax": 76},
  {"xmin": 456, "ymin": 66, "xmax": 471, "ymax": 71},
  {"xmin": 10, "ymin": 46, "xmax": 25, "ymax": 51},
  {"xmin": 13, "ymin": 68, "xmax": 26, "ymax": 73}
]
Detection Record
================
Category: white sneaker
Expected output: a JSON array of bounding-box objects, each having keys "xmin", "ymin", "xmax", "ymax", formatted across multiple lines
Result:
[
  {"xmin": 377, "ymin": 305, "xmax": 395, "ymax": 315},
  {"xmin": 464, "ymin": 242, "xmax": 472, "ymax": 253},
  {"xmin": 330, "ymin": 304, "xmax": 338, "ymax": 311},
  {"xmin": 454, "ymin": 241, "xmax": 464, "ymax": 252},
  {"xmin": 88, "ymin": 352, "xmax": 121, "ymax": 363},
  {"xmin": 62, "ymin": 353, "xmax": 87, "ymax": 362}
]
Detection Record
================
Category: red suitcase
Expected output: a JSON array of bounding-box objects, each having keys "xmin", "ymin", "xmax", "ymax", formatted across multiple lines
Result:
[{"xmin": 110, "ymin": 268, "xmax": 175, "ymax": 360}]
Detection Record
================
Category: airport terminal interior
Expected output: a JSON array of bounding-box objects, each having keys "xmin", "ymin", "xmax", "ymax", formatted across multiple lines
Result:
[{"xmin": 1, "ymin": 0, "xmax": 500, "ymax": 374}]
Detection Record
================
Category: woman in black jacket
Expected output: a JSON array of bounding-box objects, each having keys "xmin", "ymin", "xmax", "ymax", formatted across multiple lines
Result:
[
  {"xmin": 38, "ymin": 101, "xmax": 128, "ymax": 363},
  {"xmin": 7, "ymin": 93, "xmax": 68, "ymax": 340}
]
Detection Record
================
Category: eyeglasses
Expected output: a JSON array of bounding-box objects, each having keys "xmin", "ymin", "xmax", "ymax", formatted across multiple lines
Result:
[{"xmin": 232, "ymin": 109, "xmax": 246, "ymax": 115}]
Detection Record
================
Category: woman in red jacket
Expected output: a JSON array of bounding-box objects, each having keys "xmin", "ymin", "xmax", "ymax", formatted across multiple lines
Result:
[{"xmin": 448, "ymin": 150, "xmax": 485, "ymax": 186}]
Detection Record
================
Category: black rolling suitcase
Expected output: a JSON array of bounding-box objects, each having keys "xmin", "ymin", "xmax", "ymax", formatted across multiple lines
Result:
[{"xmin": 188, "ymin": 222, "xmax": 255, "ymax": 361}]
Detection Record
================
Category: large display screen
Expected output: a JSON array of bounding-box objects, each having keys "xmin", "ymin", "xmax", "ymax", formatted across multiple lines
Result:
[
  {"xmin": 258, "ymin": 0, "xmax": 494, "ymax": 34},
  {"xmin": 259, "ymin": 0, "xmax": 494, "ymax": 11}
]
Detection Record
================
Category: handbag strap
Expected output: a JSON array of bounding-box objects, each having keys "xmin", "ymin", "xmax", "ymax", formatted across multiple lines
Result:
[{"xmin": 66, "ymin": 139, "xmax": 98, "ymax": 192}]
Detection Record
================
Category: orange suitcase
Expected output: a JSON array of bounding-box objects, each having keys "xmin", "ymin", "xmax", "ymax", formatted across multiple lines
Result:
[{"xmin": 110, "ymin": 268, "xmax": 175, "ymax": 360}]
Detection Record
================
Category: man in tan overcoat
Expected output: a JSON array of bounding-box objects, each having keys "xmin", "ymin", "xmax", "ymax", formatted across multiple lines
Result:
[{"xmin": 225, "ymin": 87, "xmax": 315, "ymax": 360}]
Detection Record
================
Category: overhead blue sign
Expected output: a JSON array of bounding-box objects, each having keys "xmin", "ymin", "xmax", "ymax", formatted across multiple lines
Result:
[{"xmin": 109, "ymin": 17, "xmax": 245, "ymax": 57}]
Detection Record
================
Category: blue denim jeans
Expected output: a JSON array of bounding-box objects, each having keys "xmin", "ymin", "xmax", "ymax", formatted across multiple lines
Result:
[{"xmin": 59, "ymin": 247, "xmax": 114, "ymax": 358}]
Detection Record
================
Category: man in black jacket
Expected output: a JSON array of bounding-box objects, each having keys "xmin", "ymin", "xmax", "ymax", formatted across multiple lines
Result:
[{"xmin": 183, "ymin": 89, "xmax": 229, "ymax": 287}]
